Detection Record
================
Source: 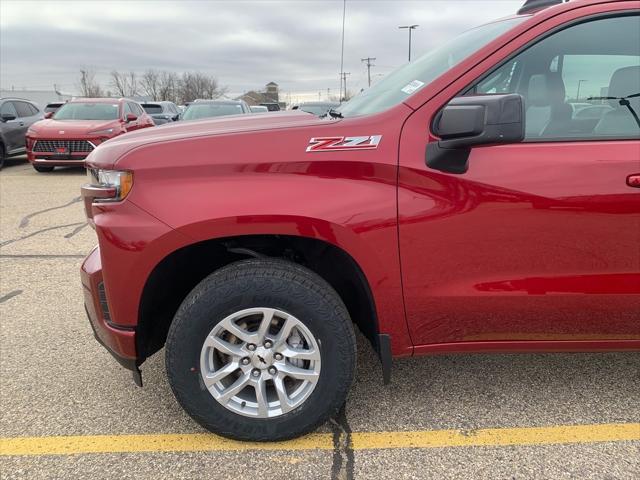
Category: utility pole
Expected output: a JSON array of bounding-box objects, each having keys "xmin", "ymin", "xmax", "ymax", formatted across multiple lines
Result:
[
  {"xmin": 576, "ymin": 79, "xmax": 588, "ymax": 101},
  {"xmin": 361, "ymin": 57, "xmax": 376, "ymax": 87},
  {"xmin": 339, "ymin": 72, "xmax": 351, "ymax": 101},
  {"xmin": 398, "ymin": 24, "xmax": 419, "ymax": 62},
  {"xmin": 339, "ymin": 0, "xmax": 347, "ymax": 102}
]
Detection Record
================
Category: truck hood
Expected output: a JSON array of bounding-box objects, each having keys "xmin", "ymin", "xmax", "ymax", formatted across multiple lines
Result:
[
  {"xmin": 32, "ymin": 119, "xmax": 120, "ymax": 136},
  {"xmin": 88, "ymin": 111, "xmax": 334, "ymax": 167}
]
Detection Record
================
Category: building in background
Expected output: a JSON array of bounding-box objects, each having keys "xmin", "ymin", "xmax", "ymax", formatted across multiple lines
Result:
[{"xmin": 237, "ymin": 82, "xmax": 285, "ymax": 109}]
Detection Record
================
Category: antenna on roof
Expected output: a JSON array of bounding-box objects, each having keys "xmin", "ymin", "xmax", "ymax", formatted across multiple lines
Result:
[{"xmin": 517, "ymin": 0, "xmax": 568, "ymax": 15}]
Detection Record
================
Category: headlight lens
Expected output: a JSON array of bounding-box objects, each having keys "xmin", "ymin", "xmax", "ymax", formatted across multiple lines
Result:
[
  {"xmin": 27, "ymin": 127, "xmax": 39, "ymax": 136},
  {"xmin": 86, "ymin": 168, "xmax": 133, "ymax": 202}
]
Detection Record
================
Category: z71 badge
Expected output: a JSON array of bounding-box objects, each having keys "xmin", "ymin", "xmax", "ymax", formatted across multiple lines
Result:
[{"xmin": 306, "ymin": 135, "xmax": 382, "ymax": 152}]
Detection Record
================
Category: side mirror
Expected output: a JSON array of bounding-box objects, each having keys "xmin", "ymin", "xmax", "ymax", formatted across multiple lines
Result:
[
  {"xmin": 1, "ymin": 113, "xmax": 17, "ymax": 122},
  {"xmin": 172, "ymin": 114, "xmax": 180, "ymax": 121},
  {"xmin": 44, "ymin": 112, "xmax": 54, "ymax": 119},
  {"xmin": 426, "ymin": 93, "xmax": 525, "ymax": 174},
  {"xmin": 124, "ymin": 113, "xmax": 137, "ymax": 123}
]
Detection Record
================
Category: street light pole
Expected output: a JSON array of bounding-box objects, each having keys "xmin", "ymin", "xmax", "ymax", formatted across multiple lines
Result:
[{"xmin": 398, "ymin": 24, "xmax": 419, "ymax": 62}]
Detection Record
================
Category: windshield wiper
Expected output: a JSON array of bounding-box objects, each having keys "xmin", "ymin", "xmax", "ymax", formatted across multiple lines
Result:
[
  {"xmin": 588, "ymin": 93, "xmax": 640, "ymax": 128},
  {"xmin": 321, "ymin": 108, "xmax": 343, "ymax": 119}
]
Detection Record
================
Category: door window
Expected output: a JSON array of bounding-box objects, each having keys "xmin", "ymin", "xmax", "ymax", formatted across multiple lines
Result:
[
  {"xmin": 14, "ymin": 101, "xmax": 35, "ymax": 118},
  {"xmin": 472, "ymin": 14, "xmax": 640, "ymax": 140},
  {"xmin": 0, "ymin": 102, "xmax": 18, "ymax": 118}
]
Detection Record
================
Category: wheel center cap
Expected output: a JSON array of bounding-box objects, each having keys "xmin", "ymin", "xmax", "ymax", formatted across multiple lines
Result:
[{"xmin": 250, "ymin": 346, "xmax": 273, "ymax": 369}]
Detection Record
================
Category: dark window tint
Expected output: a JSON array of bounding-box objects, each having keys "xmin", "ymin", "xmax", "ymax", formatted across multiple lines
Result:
[
  {"xmin": 142, "ymin": 104, "xmax": 163, "ymax": 114},
  {"xmin": 473, "ymin": 15, "xmax": 640, "ymax": 140}
]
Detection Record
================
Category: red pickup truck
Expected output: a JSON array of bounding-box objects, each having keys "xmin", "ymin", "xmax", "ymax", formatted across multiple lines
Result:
[{"xmin": 81, "ymin": 0, "xmax": 640, "ymax": 441}]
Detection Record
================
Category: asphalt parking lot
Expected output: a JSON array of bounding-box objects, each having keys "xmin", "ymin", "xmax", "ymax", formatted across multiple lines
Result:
[{"xmin": 0, "ymin": 156, "xmax": 639, "ymax": 479}]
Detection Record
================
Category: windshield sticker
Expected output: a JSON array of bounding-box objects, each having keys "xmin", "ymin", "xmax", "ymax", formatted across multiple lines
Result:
[
  {"xmin": 306, "ymin": 135, "xmax": 382, "ymax": 152},
  {"xmin": 401, "ymin": 80, "xmax": 425, "ymax": 95}
]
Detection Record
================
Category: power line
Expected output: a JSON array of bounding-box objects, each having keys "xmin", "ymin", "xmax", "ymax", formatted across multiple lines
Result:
[{"xmin": 361, "ymin": 57, "xmax": 376, "ymax": 87}]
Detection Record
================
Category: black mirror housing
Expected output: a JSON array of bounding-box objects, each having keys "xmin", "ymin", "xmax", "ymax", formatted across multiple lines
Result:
[{"xmin": 427, "ymin": 94, "xmax": 525, "ymax": 174}]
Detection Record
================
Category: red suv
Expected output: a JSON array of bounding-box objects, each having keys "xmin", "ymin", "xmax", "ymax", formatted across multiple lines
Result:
[
  {"xmin": 81, "ymin": 0, "xmax": 640, "ymax": 441},
  {"xmin": 27, "ymin": 97, "xmax": 154, "ymax": 172}
]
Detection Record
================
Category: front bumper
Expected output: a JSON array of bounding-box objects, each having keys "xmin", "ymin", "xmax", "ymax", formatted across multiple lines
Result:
[
  {"xmin": 27, "ymin": 138, "xmax": 104, "ymax": 166},
  {"xmin": 81, "ymin": 246, "xmax": 142, "ymax": 385}
]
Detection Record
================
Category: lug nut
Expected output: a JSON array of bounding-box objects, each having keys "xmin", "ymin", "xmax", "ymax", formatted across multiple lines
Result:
[
  {"xmin": 241, "ymin": 358, "xmax": 250, "ymax": 365},
  {"xmin": 252, "ymin": 369, "xmax": 261, "ymax": 377},
  {"xmin": 264, "ymin": 341, "xmax": 273, "ymax": 348},
  {"xmin": 247, "ymin": 344, "xmax": 256, "ymax": 351},
  {"xmin": 268, "ymin": 367, "xmax": 277, "ymax": 375},
  {"xmin": 274, "ymin": 353, "xmax": 283, "ymax": 361}
]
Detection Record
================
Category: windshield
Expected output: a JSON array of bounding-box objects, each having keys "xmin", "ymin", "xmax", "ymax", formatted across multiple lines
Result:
[
  {"xmin": 182, "ymin": 103, "xmax": 245, "ymax": 120},
  {"xmin": 300, "ymin": 104, "xmax": 335, "ymax": 115},
  {"xmin": 53, "ymin": 103, "xmax": 119, "ymax": 120},
  {"xmin": 338, "ymin": 17, "xmax": 526, "ymax": 117}
]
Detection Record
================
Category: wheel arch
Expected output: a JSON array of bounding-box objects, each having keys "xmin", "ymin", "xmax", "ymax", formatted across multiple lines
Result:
[{"xmin": 136, "ymin": 234, "xmax": 390, "ymax": 372}]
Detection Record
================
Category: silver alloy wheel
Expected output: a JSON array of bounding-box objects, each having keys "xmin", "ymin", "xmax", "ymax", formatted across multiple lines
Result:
[{"xmin": 200, "ymin": 307, "xmax": 322, "ymax": 418}]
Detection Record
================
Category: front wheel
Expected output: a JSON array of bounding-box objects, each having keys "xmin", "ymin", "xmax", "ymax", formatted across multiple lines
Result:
[
  {"xmin": 33, "ymin": 165, "xmax": 55, "ymax": 173},
  {"xmin": 165, "ymin": 259, "xmax": 356, "ymax": 441}
]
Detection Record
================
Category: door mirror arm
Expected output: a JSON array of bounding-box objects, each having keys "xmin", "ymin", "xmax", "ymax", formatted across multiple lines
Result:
[{"xmin": 426, "ymin": 94, "xmax": 525, "ymax": 174}]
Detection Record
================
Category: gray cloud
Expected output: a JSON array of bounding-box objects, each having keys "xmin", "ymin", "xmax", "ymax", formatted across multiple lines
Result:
[{"xmin": 1, "ymin": 0, "xmax": 522, "ymax": 99}]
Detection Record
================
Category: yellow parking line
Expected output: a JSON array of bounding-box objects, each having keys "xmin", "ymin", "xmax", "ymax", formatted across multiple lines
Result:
[
  {"xmin": 1, "ymin": 423, "xmax": 638, "ymax": 456},
  {"xmin": 352, "ymin": 423, "xmax": 640, "ymax": 450}
]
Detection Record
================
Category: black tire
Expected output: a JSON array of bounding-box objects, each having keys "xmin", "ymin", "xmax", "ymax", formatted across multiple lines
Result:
[
  {"xmin": 165, "ymin": 258, "xmax": 356, "ymax": 441},
  {"xmin": 33, "ymin": 165, "xmax": 54, "ymax": 173},
  {"xmin": 0, "ymin": 144, "xmax": 5, "ymax": 170}
]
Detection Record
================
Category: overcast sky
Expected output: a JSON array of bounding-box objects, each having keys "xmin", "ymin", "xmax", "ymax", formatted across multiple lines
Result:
[{"xmin": 1, "ymin": 0, "xmax": 522, "ymax": 102}]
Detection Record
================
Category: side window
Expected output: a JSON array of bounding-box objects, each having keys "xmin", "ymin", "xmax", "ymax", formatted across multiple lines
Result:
[
  {"xmin": 123, "ymin": 102, "xmax": 133, "ymax": 117},
  {"xmin": 131, "ymin": 102, "xmax": 144, "ymax": 116},
  {"xmin": 28, "ymin": 103, "xmax": 40, "ymax": 115},
  {"xmin": 0, "ymin": 102, "xmax": 18, "ymax": 118},
  {"xmin": 14, "ymin": 101, "xmax": 34, "ymax": 118},
  {"xmin": 473, "ymin": 14, "xmax": 640, "ymax": 140}
]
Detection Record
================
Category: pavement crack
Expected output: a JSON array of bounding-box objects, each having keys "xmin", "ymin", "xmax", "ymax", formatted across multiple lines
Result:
[
  {"xmin": 19, "ymin": 196, "xmax": 82, "ymax": 229},
  {"xmin": 330, "ymin": 404, "xmax": 355, "ymax": 480},
  {"xmin": 64, "ymin": 222, "xmax": 88, "ymax": 238},
  {"xmin": 0, "ymin": 222, "xmax": 85, "ymax": 248},
  {"xmin": 0, "ymin": 290, "xmax": 23, "ymax": 304}
]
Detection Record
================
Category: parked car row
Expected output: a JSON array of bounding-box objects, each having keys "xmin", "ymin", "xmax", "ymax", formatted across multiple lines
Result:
[
  {"xmin": 0, "ymin": 95, "xmax": 292, "ymax": 172},
  {"xmin": 1, "ymin": 93, "xmax": 346, "ymax": 171}
]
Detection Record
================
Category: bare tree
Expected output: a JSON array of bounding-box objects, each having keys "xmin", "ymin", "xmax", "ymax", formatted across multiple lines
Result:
[
  {"xmin": 77, "ymin": 68, "xmax": 103, "ymax": 97},
  {"xmin": 140, "ymin": 70, "xmax": 160, "ymax": 100},
  {"xmin": 178, "ymin": 72, "xmax": 226, "ymax": 103},
  {"xmin": 158, "ymin": 71, "xmax": 179, "ymax": 103},
  {"xmin": 110, "ymin": 70, "xmax": 138, "ymax": 97}
]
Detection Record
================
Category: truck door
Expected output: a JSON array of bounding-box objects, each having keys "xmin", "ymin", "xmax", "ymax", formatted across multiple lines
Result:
[{"xmin": 399, "ymin": 13, "xmax": 640, "ymax": 347}]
